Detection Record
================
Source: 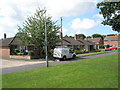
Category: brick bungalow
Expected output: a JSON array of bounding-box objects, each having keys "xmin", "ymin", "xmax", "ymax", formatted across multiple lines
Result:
[
  {"xmin": 0, "ymin": 34, "xmax": 12, "ymax": 58},
  {"xmin": 104, "ymin": 35, "xmax": 120, "ymax": 48}
]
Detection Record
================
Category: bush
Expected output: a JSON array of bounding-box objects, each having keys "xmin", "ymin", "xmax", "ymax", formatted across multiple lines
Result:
[
  {"xmin": 75, "ymin": 50, "xmax": 80, "ymax": 54},
  {"xmin": 21, "ymin": 49, "xmax": 25, "ymax": 53},
  {"xmin": 106, "ymin": 45, "xmax": 111, "ymax": 48},
  {"xmin": 28, "ymin": 51, "xmax": 34, "ymax": 56},
  {"xmin": 14, "ymin": 49, "xmax": 20, "ymax": 55},
  {"xmin": 75, "ymin": 49, "xmax": 86, "ymax": 54},
  {"xmin": 99, "ymin": 45, "xmax": 105, "ymax": 49},
  {"xmin": 50, "ymin": 49, "xmax": 54, "ymax": 54},
  {"xmin": 17, "ymin": 53, "xmax": 24, "ymax": 56}
]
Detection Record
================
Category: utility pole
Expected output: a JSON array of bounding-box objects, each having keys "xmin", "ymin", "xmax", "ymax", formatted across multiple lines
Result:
[
  {"xmin": 45, "ymin": 10, "xmax": 48, "ymax": 67},
  {"xmin": 61, "ymin": 17, "xmax": 63, "ymax": 46}
]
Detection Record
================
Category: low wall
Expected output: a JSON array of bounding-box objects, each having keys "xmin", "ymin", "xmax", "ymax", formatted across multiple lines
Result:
[{"xmin": 10, "ymin": 55, "xmax": 32, "ymax": 60}]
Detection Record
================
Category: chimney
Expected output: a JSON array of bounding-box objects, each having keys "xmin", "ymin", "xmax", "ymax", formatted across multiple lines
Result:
[
  {"xmin": 4, "ymin": 33, "xmax": 6, "ymax": 39},
  {"xmin": 59, "ymin": 32, "xmax": 63, "ymax": 39},
  {"xmin": 74, "ymin": 34, "xmax": 77, "ymax": 40}
]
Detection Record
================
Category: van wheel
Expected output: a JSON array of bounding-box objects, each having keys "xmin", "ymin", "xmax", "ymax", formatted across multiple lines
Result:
[{"xmin": 63, "ymin": 56, "xmax": 66, "ymax": 60}]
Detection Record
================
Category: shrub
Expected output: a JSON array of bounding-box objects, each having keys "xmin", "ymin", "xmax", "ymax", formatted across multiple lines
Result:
[
  {"xmin": 28, "ymin": 51, "xmax": 34, "ymax": 56},
  {"xmin": 14, "ymin": 49, "xmax": 20, "ymax": 55},
  {"xmin": 106, "ymin": 45, "xmax": 111, "ymax": 48},
  {"xmin": 21, "ymin": 49, "xmax": 25, "ymax": 53},
  {"xmin": 99, "ymin": 45, "xmax": 105, "ymax": 49},
  {"xmin": 49, "ymin": 49, "xmax": 54, "ymax": 54},
  {"xmin": 85, "ymin": 50, "xmax": 89, "ymax": 53},
  {"xmin": 17, "ymin": 53, "xmax": 24, "ymax": 56}
]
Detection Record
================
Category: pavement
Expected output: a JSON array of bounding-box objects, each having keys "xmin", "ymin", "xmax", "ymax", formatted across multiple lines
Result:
[{"xmin": 1, "ymin": 51, "xmax": 119, "ymax": 74}]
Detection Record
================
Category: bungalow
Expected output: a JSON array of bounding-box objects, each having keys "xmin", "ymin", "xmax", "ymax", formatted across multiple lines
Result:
[
  {"xmin": 104, "ymin": 35, "xmax": 120, "ymax": 48},
  {"xmin": 57, "ymin": 34, "xmax": 96, "ymax": 51},
  {"xmin": 0, "ymin": 33, "xmax": 96, "ymax": 59},
  {"xmin": 85, "ymin": 37, "xmax": 104, "ymax": 49}
]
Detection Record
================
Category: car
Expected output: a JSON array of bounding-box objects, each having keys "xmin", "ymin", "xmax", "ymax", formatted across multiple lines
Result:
[
  {"xmin": 53, "ymin": 47, "xmax": 76, "ymax": 60},
  {"xmin": 105, "ymin": 47, "xmax": 117, "ymax": 51}
]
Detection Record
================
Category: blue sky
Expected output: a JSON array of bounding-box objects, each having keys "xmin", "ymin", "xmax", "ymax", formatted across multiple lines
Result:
[{"xmin": 0, "ymin": 0, "xmax": 117, "ymax": 39}]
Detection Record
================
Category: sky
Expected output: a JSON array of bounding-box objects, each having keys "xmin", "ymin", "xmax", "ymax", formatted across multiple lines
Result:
[{"xmin": 0, "ymin": 0, "xmax": 118, "ymax": 39}]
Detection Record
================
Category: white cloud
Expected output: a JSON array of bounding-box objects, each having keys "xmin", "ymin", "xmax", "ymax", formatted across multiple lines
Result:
[
  {"xmin": 93, "ymin": 13, "xmax": 104, "ymax": 19},
  {"xmin": 71, "ymin": 18, "xmax": 97, "ymax": 33},
  {"xmin": 0, "ymin": 0, "xmax": 99, "ymax": 39}
]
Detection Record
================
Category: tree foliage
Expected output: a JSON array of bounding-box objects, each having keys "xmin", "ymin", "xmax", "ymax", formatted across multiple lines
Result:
[
  {"xmin": 86, "ymin": 36, "xmax": 92, "ymax": 38},
  {"xmin": 17, "ymin": 8, "xmax": 60, "ymax": 56},
  {"xmin": 92, "ymin": 34, "xmax": 103, "ymax": 38},
  {"xmin": 97, "ymin": 1, "xmax": 120, "ymax": 32},
  {"xmin": 77, "ymin": 34, "xmax": 86, "ymax": 39}
]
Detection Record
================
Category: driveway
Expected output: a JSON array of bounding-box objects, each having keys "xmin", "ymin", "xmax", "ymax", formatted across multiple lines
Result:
[
  {"xmin": 1, "ymin": 51, "xmax": 119, "ymax": 74},
  {"xmin": 1, "ymin": 59, "xmax": 50, "ymax": 68}
]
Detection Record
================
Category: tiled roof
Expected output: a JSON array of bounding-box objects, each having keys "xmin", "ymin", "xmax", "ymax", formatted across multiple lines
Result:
[
  {"xmin": 85, "ymin": 37, "xmax": 101, "ymax": 44},
  {"xmin": 0, "ymin": 38, "xmax": 13, "ymax": 46},
  {"xmin": 63, "ymin": 37, "xmax": 84, "ymax": 45},
  {"xmin": 57, "ymin": 39, "xmax": 71, "ymax": 45},
  {"xmin": 9, "ymin": 36, "xmax": 21, "ymax": 45},
  {"xmin": 104, "ymin": 35, "xmax": 119, "ymax": 41},
  {"xmin": 77, "ymin": 38, "xmax": 95, "ymax": 45}
]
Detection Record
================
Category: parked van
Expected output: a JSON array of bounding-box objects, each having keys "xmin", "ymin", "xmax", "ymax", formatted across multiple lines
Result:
[{"xmin": 53, "ymin": 47, "xmax": 76, "ymax": 60}]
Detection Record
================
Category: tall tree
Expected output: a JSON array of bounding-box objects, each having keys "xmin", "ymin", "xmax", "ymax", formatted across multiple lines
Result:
[
  {"xmin": 97, "ymin": 1, "xmax": 120, "ymax": 32},
  {"xmin": 18, "ymin": 8, "xmax": 60, "ymax": 57},
  {"xmin": 92, "ymin": 34, "xmax": 103, "ymax": 38},
  {"xmin": 77, "ymin": 34, "xmax": 86, "ymax": 39}
]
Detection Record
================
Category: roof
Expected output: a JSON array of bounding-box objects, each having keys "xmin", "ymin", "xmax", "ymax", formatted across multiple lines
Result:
[
  {"xmin": 63, "ymin": 37, "xmax": 84, "ymax": 45},
  {"xmin": 0, "ymin": 38, "xmax": 13, "ymax": 47},
  {"xmin": 77, "ymin": 38, "xmax": 95, "ymax": 45},
  {"xmin": 0, "ymin": 36, "xmax": 21, "ymax": 47},
  {"xmin": 9, "ymin": 36, "xmax": 21, "ymax": 45},
  {"xmin": 104, "ymin": 35, "xmax": 119, "ymax": 41},
  {"xmin": 85, "ymin": 37, "xmax": 101, "ymax": 44},
  {"xmin": 57, "ymin": 39, "xmax": 71, "ymax": 46}
]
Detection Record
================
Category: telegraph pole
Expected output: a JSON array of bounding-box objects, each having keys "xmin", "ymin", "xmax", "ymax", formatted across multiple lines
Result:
[
  {"xmin": 45, "ymin": 10, "xmax": 48, "ymax": 67},
  {"xmin": 61, "ymin": 17, "xmax": 63, "ymax": 46}
]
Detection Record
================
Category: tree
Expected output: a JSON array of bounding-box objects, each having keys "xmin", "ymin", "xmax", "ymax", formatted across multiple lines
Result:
[
  {"xmin": 86, "ymin": 36, "xmax": 92, "ymax": 38},
  {"xmin": 97, "ymin": 1, "xmax": 120, "ymax": 32},
  {"xmin": 18, "ymin": 8, "xmax": 60, "ymax": 57},
  {"xmin": 69, "ymin": 36, "xmax": 73, "ymax": 38},
  {"xmin": 77, "ymin": 34, "xmax": 86, "ymax": 39},
  {"xmin": 107, "ymin": 34, "xmax": 117, "ymax": 36},
  {"xmin": 92, "ymin": 34, "xmax": 103, "ymax": 38},
  {"xmin": 64, "ymin": 35, "xmax": 68, "ymax": 37}
]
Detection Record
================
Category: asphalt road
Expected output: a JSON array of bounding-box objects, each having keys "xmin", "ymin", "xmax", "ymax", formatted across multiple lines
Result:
[{"xmin": 1, "ymin": 51, "xmax": 119, "ymax": 74}]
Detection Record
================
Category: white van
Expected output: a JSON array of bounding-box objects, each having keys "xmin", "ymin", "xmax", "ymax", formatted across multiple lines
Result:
[{"xmin": 53, "ymin": 47, "xmax": 76, "ymax": 60}]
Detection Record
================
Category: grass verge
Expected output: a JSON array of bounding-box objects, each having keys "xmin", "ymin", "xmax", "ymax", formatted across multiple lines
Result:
[
  {"xmin": 2, "ymin": 53, "xmax": 118, "ymax": 88},
  {"xmin": 76, "ymin": 50, "xmax": 118, "ymax": 57}
]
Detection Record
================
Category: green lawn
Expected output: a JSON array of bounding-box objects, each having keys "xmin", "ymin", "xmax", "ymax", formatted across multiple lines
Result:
[
  {"xmin": 2, "ymin": 54, "xmax": 118, "ymax": 88},
  {"xmin": 76, "ymin": 51, "xmax": 110, "ymax": 57},
  {"xmin": 76, "ymin": 49, "xmax": 118, "ymax": 57}
]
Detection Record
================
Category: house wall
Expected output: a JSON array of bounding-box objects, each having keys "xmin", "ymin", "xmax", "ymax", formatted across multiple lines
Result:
[
  {"xmin": 104, "ymin": 41, "xmax": 118, "ymax": 47},
  {"xmin": 0, "ymin": 46, "xmax": 10, "ymax": 58}
]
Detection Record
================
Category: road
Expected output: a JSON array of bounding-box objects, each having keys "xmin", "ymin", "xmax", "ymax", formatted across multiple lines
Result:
[{"xmin": 1, "ymin": 51, "xmax": 119, "ymax": 74}]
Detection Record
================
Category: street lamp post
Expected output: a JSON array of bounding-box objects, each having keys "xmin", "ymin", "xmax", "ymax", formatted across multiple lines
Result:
[{"xmin": 45, "ymin": 10, "xmax": 48, "ymax": 67}]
